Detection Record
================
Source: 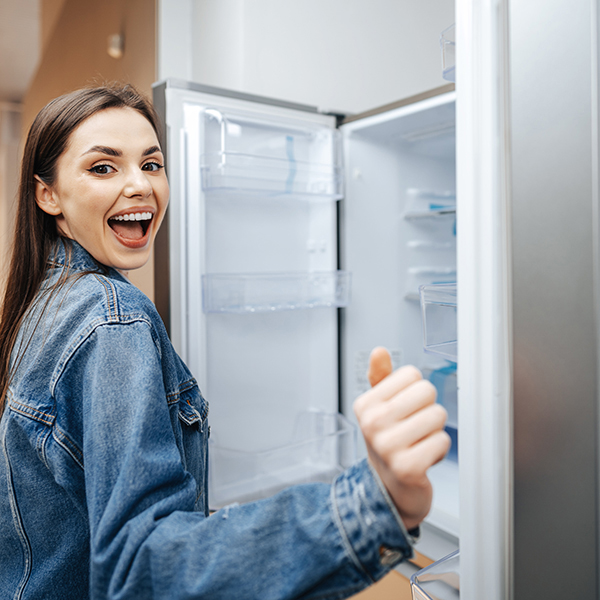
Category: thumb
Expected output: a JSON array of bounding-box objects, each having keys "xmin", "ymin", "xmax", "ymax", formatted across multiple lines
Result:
[{"xmin": 367, "ymin": 346, "xmax": 393, "ymax": 387}]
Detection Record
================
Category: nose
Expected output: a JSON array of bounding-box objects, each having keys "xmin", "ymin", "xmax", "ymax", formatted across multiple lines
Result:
[{"xmin": 123, "ymin": 167, "xmax": 152, "ymax": 198}]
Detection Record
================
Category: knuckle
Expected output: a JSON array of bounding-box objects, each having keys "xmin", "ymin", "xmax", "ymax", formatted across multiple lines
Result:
[
  {"xmin": 431, "ymin": 403, "xmax": 448, "ymax": 426},
  {"xmin": 391, "ymin": 455, "xmax": 418, "ymax": 483},
  {"xmin": 359, "ymin": 413, "xmax": 378, "ymax": 439},
  {"xmin": 370, "ymin": 431, "xmax": 393, "ymax": 461},
  {"xmin": 400, "ymin": 364, "xmax": 423, "ymax": 383},
  {"xmin": 439, "ymin": 430, "xmax": 452, "ymax": 451},
  {"xmin": 415, "ymin": 379, "xmax": 437, "ymax": 401}
]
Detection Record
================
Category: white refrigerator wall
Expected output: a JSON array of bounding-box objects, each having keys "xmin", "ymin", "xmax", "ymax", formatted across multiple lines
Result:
[{"xmin": 158, "ymin": 0, "xmax": 454, "ymax": 115}]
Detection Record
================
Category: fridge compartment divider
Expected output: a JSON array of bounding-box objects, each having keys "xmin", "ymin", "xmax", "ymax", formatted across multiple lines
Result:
[
  {"xmin": 201, "ymin": 152, "xmax": 343, "ymax": 198},
  {"xmin": 411, "ymin": 549, "xmax": 460, "ymax": 600},
  {"xmin": 202, "ymin": 270, "xmax": 351, "ymax": 313},
  {"xmin": 208, "ymin": 411, "xmax": 356, "ymax": 509},
  {"xmin": 419, "ymin": 283, "xmax": 457, "ymax": 363},
  {"xmin": 440, "ymin": 24, "xmax": 456, "ymax": 83}
]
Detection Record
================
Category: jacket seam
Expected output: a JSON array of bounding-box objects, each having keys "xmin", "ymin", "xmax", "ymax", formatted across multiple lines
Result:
[
  {"xmin": 92, "ymin": 273, "xmax": 119, "ymax": 319},
  {"xmin": 52, "ymin": 426, "xmax": 85, "ymax": 470},
  {"xmin": 166, "ymin": 378, "xmax": 200, "ymax": 407},
  {"xmin": 329, "ymin": 481, "xmax": 372, "ymax": 583},
  {"xmin": 7, "ymin": 396, "xmax": 55, "ymax": 427},
  {"xmin": 2, "ymin": 425, "xmax": 33, "ymax": 599},
  {"xmin": 50, "ymin": 316, "xmax": 154, "ymax": 397}
]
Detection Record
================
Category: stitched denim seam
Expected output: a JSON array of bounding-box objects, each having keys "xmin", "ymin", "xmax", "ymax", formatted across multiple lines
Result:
[
  {"xmin": 50, "ymin": 317, "xmax": 154, "ymax": 396},
  {"xmin": 2, "ymin": 425, "xmax": 33, "ymax": 600},
  {"xmin": 7, "ymin": 396, "xmax": 55, "ymax": 427},
  {"xmin": 329, "ymin": 478, "xmax": 370, "ymax": 582},
  {"xmin": 36, "ymin": 428, "xmax": 53, "ymax": 470},
  {"xmin": 52, "ymin": 427, "xmax": 84, "ymax": 471},
  {"xmin": 92, "ymin": 273, "xmax": 118, "ymax": 319}
]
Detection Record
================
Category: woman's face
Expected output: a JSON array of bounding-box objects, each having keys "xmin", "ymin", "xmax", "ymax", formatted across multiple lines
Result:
[{"xmin": 35, "ymin": 106, "xmax": 169, "ymax": 273}]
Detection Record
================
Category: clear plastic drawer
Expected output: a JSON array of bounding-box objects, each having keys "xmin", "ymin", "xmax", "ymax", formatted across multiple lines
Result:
[
  {"xmin": 411, "ymin": 550, "xmax": 460, "ymax": 599},
  {"xmin": 209, "ymin": 411, "xmax": 356, "ymax": 508},
  {"xmin": 419, "ymin": 283, "xmax": 457, "ymax": 362},
  {"xmin": 202, "ymin": 271, "xmax": 351, "ymax": 313},
  {"xmin": 201, "ymin": 108, "xmax": 342, "ymax": 199}
]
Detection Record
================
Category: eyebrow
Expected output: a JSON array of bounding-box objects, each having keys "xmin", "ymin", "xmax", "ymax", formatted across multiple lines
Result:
[{"xmin": 83, "ymin": 145, "xmax": 162, "ymax": 157}]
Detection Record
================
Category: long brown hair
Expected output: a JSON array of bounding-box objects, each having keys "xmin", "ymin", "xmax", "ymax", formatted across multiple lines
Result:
[{"xmin": 0, "ymin": 83, "xmax": 161, "ymax": 416}]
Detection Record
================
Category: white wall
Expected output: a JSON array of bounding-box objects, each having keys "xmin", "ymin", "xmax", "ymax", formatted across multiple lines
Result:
[{"xmin": 159, "ymin": 0, "xmax": 454, "ymax": 115}]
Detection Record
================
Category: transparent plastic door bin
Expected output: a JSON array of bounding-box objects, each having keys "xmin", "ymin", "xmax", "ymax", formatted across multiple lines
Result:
[
  {"xmin": 201, "ymin": 108, "xmax": 342, "ymax": 198},
  {"xmin": 411, "ymin": 550, "xmax": 460, "ymax": 600},
  {"xmin": 419, "ymin": 283, "xmax": 457, "ymax": 362},
  {"xmin": 209, "ymin": 411, "xmax": 357, "ymax": 508},
  {"xmin": 440, "ymin": 24, "xmax": 456, "ymax": 82},
  {"xmin": 202, "ymin": 271, "xmax": 351, "ymax": 313}
]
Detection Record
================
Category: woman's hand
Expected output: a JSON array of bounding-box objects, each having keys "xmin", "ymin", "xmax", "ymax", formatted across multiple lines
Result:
[{"xmin": 353, "ymin": 347, "xmax": 451, "ymax": 531}]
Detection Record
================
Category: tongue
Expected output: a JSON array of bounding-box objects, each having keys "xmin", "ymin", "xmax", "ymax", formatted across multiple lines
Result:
[{"xmin": 110, "ymin": 220, "xmax": 144, "ymax": 240}]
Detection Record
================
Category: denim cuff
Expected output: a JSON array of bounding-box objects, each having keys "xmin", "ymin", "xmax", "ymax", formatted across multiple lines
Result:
[{"xmin": 330, "ymin": 458, "xmax": 416, "ymax": 582}]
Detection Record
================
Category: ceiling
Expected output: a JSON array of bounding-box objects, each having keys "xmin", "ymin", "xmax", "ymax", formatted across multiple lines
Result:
[{"xmin": 0, "ymin": 0, "xmax": 40, "ymax": 103}]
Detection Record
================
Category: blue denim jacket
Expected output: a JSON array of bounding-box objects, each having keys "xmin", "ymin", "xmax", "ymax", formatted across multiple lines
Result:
[{"xmin": 0, "ymin": 240, "xmax": 416, "ymax": 600}]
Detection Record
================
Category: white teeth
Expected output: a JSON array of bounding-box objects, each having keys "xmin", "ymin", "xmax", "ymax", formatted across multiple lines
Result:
[{"xmin": 110, "ymin": 212, "xmax": 153, "ymax": 222}]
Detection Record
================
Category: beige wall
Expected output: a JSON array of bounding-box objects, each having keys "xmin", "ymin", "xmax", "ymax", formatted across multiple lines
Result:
[
  {"xmin": 23, "ymin": 0, "xmax": 157, "ymax": 300},
  {"xmin": 0, "ymin": 104, "xmax": 22, "ymax": 287}
]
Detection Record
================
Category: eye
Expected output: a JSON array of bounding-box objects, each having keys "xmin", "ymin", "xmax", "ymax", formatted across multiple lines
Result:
[
  {"xmin": 88, "ymin": 164, "xmax": 115, "ymax": 175},
  {"xmin": 142, "ymin": 161, "xmax": 164, "ymax": 172}
]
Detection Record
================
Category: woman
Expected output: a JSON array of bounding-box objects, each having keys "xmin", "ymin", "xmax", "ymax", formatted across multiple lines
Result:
[{"xmin": 0, "ymin": 84, "xmax": 450, "ymax": 599}]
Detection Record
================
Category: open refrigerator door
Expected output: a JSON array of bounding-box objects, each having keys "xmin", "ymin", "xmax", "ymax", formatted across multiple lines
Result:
[
  {"xmin": 155, "ymin": 82, "xmax": 356, "ymax": 509},
  {"xmin": 339, "ymin": 88, "xmax": 459, "ymax": 539}
]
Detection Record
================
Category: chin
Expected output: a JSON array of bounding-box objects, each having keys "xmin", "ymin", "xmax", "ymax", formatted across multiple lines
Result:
[{"xmin": 110, "ymin": 251, "xmax": 151, "ymax": 273}]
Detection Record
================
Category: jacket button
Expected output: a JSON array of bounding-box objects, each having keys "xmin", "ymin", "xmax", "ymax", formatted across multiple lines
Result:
[{"xmin": 379, "ymin": 545, "xmax": 403, "ymax": 566}]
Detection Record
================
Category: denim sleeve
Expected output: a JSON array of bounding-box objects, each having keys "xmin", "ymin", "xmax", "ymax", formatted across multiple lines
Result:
[{"xmin": 71, "ymin": 321, "xmax": 416, "ymax": 600}]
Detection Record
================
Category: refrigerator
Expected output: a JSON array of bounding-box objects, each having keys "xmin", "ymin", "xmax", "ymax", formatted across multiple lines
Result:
[
  {"xmin": 152, "ymin": 79, "xmax": 460, "ymax": 549},
  {"xmin": 152, "ymin": 0, "xmax": 600, "ymax": 595}
]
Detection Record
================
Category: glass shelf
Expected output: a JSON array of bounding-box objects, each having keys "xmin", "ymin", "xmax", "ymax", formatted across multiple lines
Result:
[
  {"xmin": 419, "ymin": 283, "xmax": 457, "ymax": 362},
  {"xmin": 201, "ymin": 108, "xmax": 342, "ymax": 199},
  {"xmin": 411, "ymin": 550, "xmax": 460, "ymax": 600},
  {"xmin": 404, "ymin": 208, "xmax": 456, "ymax": 221},
  {"xmin": 440, "ymin": 24, "xmax": 456, "ymax": 83},
  {"xmin": 209, "ymin": 411, "xmax": 356, "ymax": 508},
  {"xmin": 202, "ymin": 271, "xmax": 351, "ymax": 314}
]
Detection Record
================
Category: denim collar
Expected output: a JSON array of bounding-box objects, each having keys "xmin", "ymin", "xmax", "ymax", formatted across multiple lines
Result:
[{"xmin": 47, "ymin": 237, "xmax": 128, "ymax": 283}]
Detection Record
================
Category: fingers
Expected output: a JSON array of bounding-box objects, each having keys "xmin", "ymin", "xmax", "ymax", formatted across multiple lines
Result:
[
  {"xmin": 368, "ymin": 346, "xmax": 393, "ymax": 387},
  {"xmin": 355, "ymin": 364, "xmax": 423, "ymax": 414},
  {"xmin": 373, "ymin": 403, "xmax": 448, "ymax": 456},
  {"xmin": 390, "ymin": 430, "xmax": 452, "ymax": 482},
  {"xmin": 357, "ymin": 379, "xmax": 437, "ymax": 436}
]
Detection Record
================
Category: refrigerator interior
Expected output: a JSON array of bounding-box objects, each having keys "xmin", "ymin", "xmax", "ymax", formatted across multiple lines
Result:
[
  {"xmin": 339, "ymin": 91, "xmax": 458, "ymax": 537},
  {"xmin": 158, "ymin": 82, "xmax": 459, "ymax": 538},
  {"xmin": 161, "ymin": 84, "xmax": 354, "ymax": 509}
]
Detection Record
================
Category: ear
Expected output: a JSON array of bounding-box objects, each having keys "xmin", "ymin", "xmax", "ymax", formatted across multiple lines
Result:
[{"xmin": 34, "ymin": 175, "xmax": 62, "ymax": 216}]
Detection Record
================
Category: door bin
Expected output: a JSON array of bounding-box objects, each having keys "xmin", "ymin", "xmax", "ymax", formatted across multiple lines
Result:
[{"xmin": 410, "ymin": 549, "xmax": 459, "ymax": 599}]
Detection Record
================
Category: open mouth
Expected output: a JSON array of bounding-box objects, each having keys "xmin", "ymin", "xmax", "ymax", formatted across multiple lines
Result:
[{"xmin": 108, "ymin": 211, "xmax": 153, "ymax": 244}]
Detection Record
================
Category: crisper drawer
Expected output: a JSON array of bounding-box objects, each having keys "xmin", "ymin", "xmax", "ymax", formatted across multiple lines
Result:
[
  {"xmin": 200, "ymin": 107, "xmax": 342, "ymax": 198},
  {"xmin": 419, "ymin": 283, "xmax": 457, "ymax": 363},
  {"xmin": 208, "ymin": 411, "xmax": 356, "ymax": 508}
]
